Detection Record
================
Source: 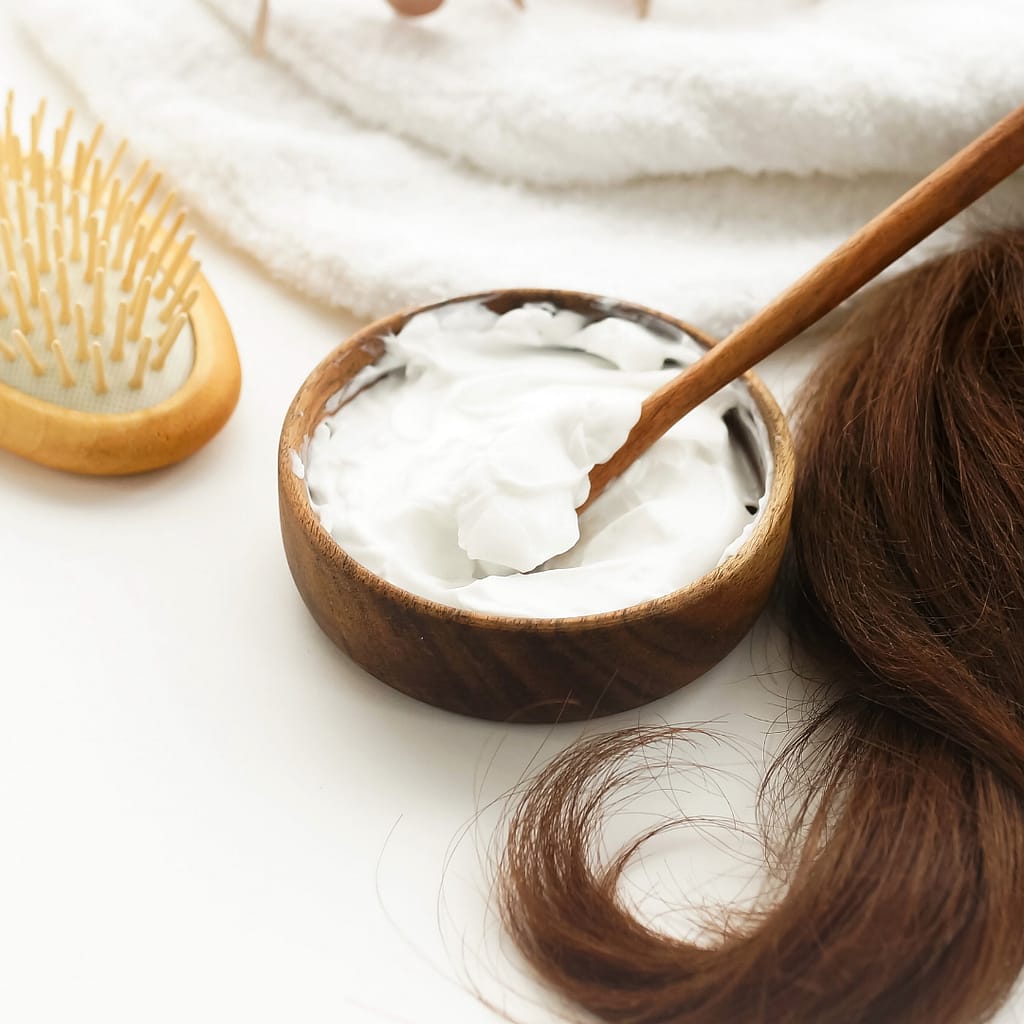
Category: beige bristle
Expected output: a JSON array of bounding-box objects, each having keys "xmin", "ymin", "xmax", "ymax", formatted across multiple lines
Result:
[
  {"xmin": 30, "ymin": 151, "xmax": 45, "ymax": 198},
  {"xmin": 70, "ymin": 192, "xmax": 82, "ymax": 262},
  {"xmin": 4, "ymin": 92, "xmax": 13, "ymax": 149},
  {"xmin": 110, "ymin": 301, "xmax": 127, "ymax": 362},
  {"xmin": 0, "ymin": 283, "xmax": 8, "ymax": 318},
  {"xmin": 152, "ymin": 312, "xmax": 186, "ymax": 371},
  {"xmin": 141, "ymin": 190, "xmax": 176, "ymax": 250},
  {"xmin": 51, "ymin": 166, "xmax": 64, "ymax": 225},
  {"xmin": 119, "ymin": 190, "xmax": 139, "ymax": 232},
  {"xmin": 72, "ymin": 140, "xmax": 86, "ymax": 192},
  {"xmin": 101, "ymin": 139, "xmax": 127, "ymax": 194},
  {"xmin": 160, "ymin": 259, "xmax": 199, "ymax": 323},
  {"xmin": 35, "ymin": 204, "xmax": 51, "ymax": 273},
  {"xmin": 133, "ymin": 252, "xmax": 159, "ymax": 314},
  {"xmin": 112, "ymin": 201, "xmax": 136, "ymax": 271},
  {"xmin": 39, "ymin": 289, "xmax": 56, "ymax": 341},
  {"xmin": 91, "ymin": 267, "xmax": 106, "ymax": 336},
  {"xmin": 155, "ymin": 232, "xmax": 194, "ymax": 299},
  {"xmin": 87, "ymin": 159, "xmax": 103, "ymax": 218},
  {"xmin": 13, "ymin": 329, "xmax": 44, "ymax": 376},
  {"xmin": 128, "ymin": 277, "xmax": 152, "ymax": 341},
  {"xmin": 120, "ymin": 223, "xmax": 145, "ymax": 293},
  {"xmin": 0, "ymin": 335, "xmax": 14, "ymax": 361},
  {"xmin": 15, "ymin": 180, "xmax": 29, "ymax": 237},
  {"xmin": 121, "ymin": 159, "xmax": 151, "ymax": 212},
  {"xmin": 9, "ymin": 135, "xmax": 22, "ymax": 181},
  {"xmin": 0, "ymin": 168, "xmax": 9, "ymax": 222},
  {"xmin": 85, "ymin": 215, "xmax": 99, "ymax": 284},
  {"xmin": 79, "ymin": 123, "xmax": 105, "ymax": 183},
  {"xmin": 177, "ymin": 289, "xmax": 198, "ymax": 318},
  {"xmin": 73, "ymin": 302, "xmax": 88, "ymax": 362},
  {"xmin": 129, "ymin": 335, "xmax": 152, "ymax": 390},
  {"xmin": 21, "ymin": 241, "xmax": 41, "ymax": 306},
  {"xmin": 0, "ymin": 221, "xmax": 16, "ymax": 275},
  {"xmin": 56, "ymin": 258, "xmax": 71, "ymax": 326},
  {"xmin": 27, "ymin": 108, "xmax": 39, "ymax": 157},
  {"xmin": 29, "ymin": 98, "xmax": 46, "ymax": 156},
  {"xmin": 101, "ymin": 179, "xmax": 122, "ymax": 245},
  {"xmin": 51, "ymin": 126, "xmax": 65, "ymax": 169},
  {"xmin": 89, "ymin": 341, "xmax": 108, "ymax": 394},
  {"xmin": 134, "ymin": 171, "xmax": 163, "ymax": 224},
  {"xmin": 52, "ymin": 224, "xmax": 65, "ymax": 263},
  {"xmin": 151, "ymin": 209, "xmax": 186, "ymax": 275},
  {"xmin": 9, "ymin": 272, "xmax": 32, "ymax": 333},
  {"xmin": 50, "ymin": 339, "xmax": 76, "ymax": 388},
  {"xmin": 52, "ymin": 108, "xmax": 74, "ymax": 169}
]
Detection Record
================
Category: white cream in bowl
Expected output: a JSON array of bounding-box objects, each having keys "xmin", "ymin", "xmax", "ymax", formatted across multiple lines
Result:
[{"xmin": 299, "ymin": 301, "xmax": 771, "ymax": 618}]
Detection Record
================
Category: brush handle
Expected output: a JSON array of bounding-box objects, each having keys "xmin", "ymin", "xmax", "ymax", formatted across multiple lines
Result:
[{"xmin": 584, "ymin": 101, "xmax": 1024, "ymax": 510}]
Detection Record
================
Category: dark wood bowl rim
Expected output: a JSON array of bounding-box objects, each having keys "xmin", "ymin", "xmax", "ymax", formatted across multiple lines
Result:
[{"xmin": 279, "ymin": 289, "xmax": 795, "ymax": 634}]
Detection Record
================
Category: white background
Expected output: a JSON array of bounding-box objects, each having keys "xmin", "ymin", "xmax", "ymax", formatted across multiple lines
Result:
[{"xmin": 1, "ymin": 7, "xmax": 1021, "ymax": 1024}]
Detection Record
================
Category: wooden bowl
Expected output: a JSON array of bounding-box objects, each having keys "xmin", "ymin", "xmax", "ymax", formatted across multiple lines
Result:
[{"xmin": 279, "ymin": 290, "xmax": 794, "ymax": 723}]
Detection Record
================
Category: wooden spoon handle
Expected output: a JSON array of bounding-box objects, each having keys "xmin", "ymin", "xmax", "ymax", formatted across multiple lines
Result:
[{"xmin": 585, "ymin": 101, "xmax": 1024, "ymax": 510}]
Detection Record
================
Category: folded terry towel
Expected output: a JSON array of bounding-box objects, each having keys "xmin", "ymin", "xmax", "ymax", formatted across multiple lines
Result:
[
  {"xmin": 211, "ymin": 0, "xmax": 1024, "ymax": 187},
  {"xmin": 15, "ymin": 0, "xmax": 1024, "ymax": 336}
]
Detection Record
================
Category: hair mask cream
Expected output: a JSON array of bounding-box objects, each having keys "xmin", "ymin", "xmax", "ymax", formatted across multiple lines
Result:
[{"xmin": 298, "ymin": 301, "xmax": 771, "ymax": 618}]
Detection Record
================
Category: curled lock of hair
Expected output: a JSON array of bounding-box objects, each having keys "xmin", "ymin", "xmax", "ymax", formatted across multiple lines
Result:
[{"xmin": 498, "ymin": 231, "xmax": 1024, "ymax": 1024}]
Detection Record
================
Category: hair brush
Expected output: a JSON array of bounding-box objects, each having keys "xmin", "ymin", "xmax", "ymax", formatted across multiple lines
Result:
[{"xmin": 0, "ymin": 94, "xmax": 240, "ymax": 475}]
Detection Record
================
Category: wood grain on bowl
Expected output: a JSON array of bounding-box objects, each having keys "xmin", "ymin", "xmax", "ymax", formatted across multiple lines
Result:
[{"xmin": 279, "ymin": 290, "xmax": 794, "ymax": 723}]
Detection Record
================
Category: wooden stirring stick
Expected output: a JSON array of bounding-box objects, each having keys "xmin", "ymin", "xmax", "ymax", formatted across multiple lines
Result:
[{"xmin": 583, "ymin": 101, "xmax": 1024, "ymax": 512}]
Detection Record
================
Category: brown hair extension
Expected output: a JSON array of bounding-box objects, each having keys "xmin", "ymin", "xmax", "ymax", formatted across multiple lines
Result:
[{"xmin": 498, "ymin": 230, "xmax": 1024, "ymax": 1024}]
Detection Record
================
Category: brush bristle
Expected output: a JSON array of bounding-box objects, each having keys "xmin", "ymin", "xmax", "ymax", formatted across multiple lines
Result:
[{"xmin": 0, "ymin": 93, "xmax": 196, "ymax": 414}]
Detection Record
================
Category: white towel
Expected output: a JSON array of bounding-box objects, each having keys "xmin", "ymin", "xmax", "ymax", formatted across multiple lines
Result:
[{"xmin": 14, "ymin": 0, "xmax": 1024, "ymax": 336}]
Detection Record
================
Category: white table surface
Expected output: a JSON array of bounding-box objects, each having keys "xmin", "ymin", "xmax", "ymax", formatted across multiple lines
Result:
[{"xmin": 2, "ymin": 10, "xmax": 1021, "ymax": 1024}]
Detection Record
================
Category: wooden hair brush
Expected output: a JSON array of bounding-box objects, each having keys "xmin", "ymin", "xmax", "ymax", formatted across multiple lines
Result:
[{"xmin": 0, "ymin": 94, "xmax": 240, "ymax": 475}]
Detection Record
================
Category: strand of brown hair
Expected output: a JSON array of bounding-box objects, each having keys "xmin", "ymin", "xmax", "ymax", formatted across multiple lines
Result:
[{"xmin": 498, "ymin": 230, "xmax": 1024, "ymax": 1024}]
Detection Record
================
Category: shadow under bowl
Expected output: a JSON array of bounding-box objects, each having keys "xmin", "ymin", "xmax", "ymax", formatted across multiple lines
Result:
[{"xmin": 279, "ymin": 289, "xmax": 794, "ymax": 723}]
